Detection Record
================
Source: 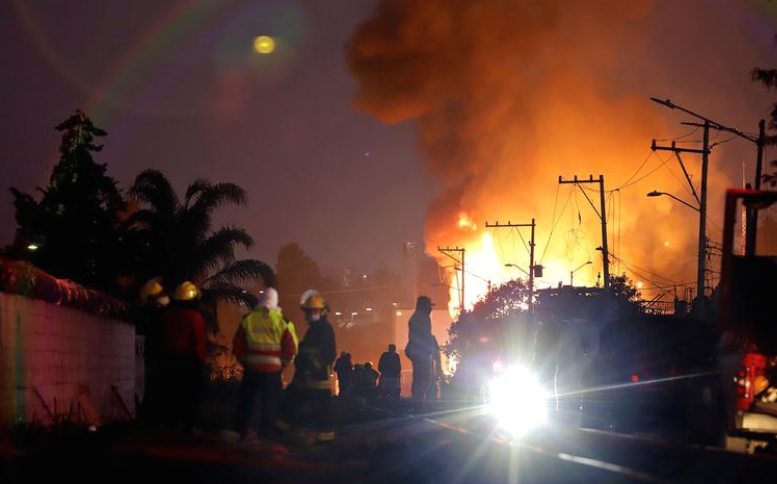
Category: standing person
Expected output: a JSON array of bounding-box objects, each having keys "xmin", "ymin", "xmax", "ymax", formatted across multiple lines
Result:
[
  {"xmin": 136, "ymin": 277, "xmax": 170, "ymax": 424},
  {"xmin": 356, "ymin": 362, "xmax": 379, "ymax": 401},
  {"xmin": 406, "ymin": 296, "xmax": 435, "ymax": 404},
  {"xmin": 279, "ymin": 290, "xmax": 337, "ymax": 443},
  {"xmin": 232, "ymin": 287, "xmax": 297, "ymax": 441},
  {"xmin": 334, "ymin": 352, "xmax": 354, "ymax": 397},
  {"xmin": 159, "ymin": 281, "xmax": 207, "ymax": 433},
  {"xmin": 378, "ymin": 344, "xmax": 402, "ymax": 400}
]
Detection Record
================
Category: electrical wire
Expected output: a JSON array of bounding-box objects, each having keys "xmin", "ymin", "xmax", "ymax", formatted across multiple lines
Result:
[
  {"xmin": 618, "ymin": 153, "xmax": 675, "ymax": 190},
  {"xmin": 540, "ymin": 185, "xmax": 574, "ymax": 263}
]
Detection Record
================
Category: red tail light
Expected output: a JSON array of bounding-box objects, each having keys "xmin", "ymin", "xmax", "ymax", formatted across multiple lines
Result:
[
  {"xmin": 735, "ymin": 354, "xmax": 767, "ymax": 411},
  {"xmin": 630, "ymin": 374, "xmax": 640, "ymax": 383},
  {"xmin": 735, "ymin": 367, "xmax": 750, "ymax": 398}
]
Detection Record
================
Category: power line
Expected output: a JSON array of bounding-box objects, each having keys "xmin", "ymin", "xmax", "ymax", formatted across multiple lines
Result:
[
  {"xmin": 614, "ymin": 150, "xmax": 656, "ymax": 191},
  {"xmin": 540, "ymin": 185, "xmax": 574, "ymax": 263},
  {"xmin": 619, "ymin": 153, "xmax": 675, "ymax": 190}
]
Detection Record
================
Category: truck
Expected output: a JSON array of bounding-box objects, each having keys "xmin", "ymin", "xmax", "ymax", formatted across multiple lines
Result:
[{"xmin": 710, "ymin": 188, "xmax": 777, "ymax": 451}]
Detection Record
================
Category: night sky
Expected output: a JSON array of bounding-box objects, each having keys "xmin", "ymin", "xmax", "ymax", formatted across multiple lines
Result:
[{"xmin": 1, "ymin": 0, "xmax": 776, "ymax": 280}]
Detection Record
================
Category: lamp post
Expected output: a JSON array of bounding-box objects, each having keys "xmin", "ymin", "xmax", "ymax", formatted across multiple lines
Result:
[
  {"xmin": 570, "ymin": 261, "xmax": 592, "ymax": 286},
  {"xmin": 647, "ymin": 191, "xmax": 700, "ymax": 212},
  {"xmin": 647, "ymin": 190, "xmax": 705, "ymax": 316},
  {"xmin": 504, "ymin": 263, "xmax": 530, "ymax": 277}
]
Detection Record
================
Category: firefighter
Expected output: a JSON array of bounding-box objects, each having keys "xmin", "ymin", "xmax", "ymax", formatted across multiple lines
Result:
[
  {"xmin": 159, "ymin": 281, "xmax": 207, "ymax": 433},
  {"xmin": 278, "ymin": 290, "xmax": 337, "ymax": 442},
  {"xmin": 378, "ymin": 344, "xmax": 402, "ymax": 400},
  {"xmin": 137, "ymin": 277, "xmax": 169, "ymax": 424},
  {"xmin": 232, "ymin": 287, "xmax": 298, "ymax": 440}
]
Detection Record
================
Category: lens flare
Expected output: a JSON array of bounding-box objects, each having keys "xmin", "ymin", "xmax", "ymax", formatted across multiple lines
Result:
[
  {"xmin": 488, "ymin": 366, "xmax": 548, "ymax": 436},
  {"xmin": 253, "ymin": 35, "xmax": 276, "ymax": 54}
]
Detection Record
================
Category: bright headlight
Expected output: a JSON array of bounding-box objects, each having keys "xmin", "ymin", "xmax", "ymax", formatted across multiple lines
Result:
[{"xmin": 487, "ymin": 366, "xmax": 548, "ymax": 436}]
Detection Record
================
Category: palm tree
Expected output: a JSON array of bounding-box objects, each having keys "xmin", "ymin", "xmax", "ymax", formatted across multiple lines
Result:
[{"xmin": 125, "ymin": 169, "xmax": 274, "ymax": 331}]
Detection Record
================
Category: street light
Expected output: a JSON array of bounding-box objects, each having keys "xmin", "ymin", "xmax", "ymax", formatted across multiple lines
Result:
[
  {"xmin": 647, "ymin": 189, "xmax": 705, "ymax": 316},
  {"xmin": 505, "ymin": 263, "xmax": 530, "ymax": 277},
  {"xmin": 647, "ymin": 191, "xmax": 700, "ymax": 212},
  {"xmin": 570, "ymin": 261, "xmax": 592, "ymax": 286}
]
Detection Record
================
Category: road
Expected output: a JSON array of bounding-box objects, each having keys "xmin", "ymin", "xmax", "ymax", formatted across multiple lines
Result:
[{"xmin": 2, "ymin": 399, "xmax": 777, "ymax": 483}]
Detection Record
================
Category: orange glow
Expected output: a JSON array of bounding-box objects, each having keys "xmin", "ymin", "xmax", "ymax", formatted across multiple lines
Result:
[
  {"xmin": 348, "ymin": 0, "xmax": 721, "ymax": 310},
  {"xmin": 458, "ymin": 213, "xmax": 477, "ymax": 231}
]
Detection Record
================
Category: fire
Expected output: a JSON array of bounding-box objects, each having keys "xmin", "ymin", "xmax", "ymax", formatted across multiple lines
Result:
[
  {"xmin": 458, "ymin": 213, "xmax": 477, "ymax": 231},
  {"xmin": 347, "ymin": 0, "xmax": 722, "ymax": 315},
  {"xmin": 444, "ymin": 225, "xmax": 595, "ymax": 318}
]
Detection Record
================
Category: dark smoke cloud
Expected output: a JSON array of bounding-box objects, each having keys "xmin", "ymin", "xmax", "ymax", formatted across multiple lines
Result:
[{"xmin": 346, "ymin": 0, "xmax": 767, "ymax": 304}]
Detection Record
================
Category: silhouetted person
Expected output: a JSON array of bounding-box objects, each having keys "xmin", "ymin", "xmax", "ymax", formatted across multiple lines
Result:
[
  {"xmin": 334, "ymin": 351, "xmax": 354, "ymax": 397},
  {"xmin": 406, "ymin": 296, "xmax": 435, "ymax": 404},
  {"xmin": 378, "ymin": 344, "xmax": 402, "ymax": 399},
  {"xmin": 136, "ymin": 277, "xmax": 170, "ymax": 424},
  {"xmin": 356, "ymin": 362, "xmax": 379, "ymax": 401},
  {"xmin": 159, "ymin": 281, "xmax": 206, "ymax": 433}
]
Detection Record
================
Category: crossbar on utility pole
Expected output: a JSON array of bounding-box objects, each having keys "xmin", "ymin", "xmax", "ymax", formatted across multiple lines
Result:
[
  {"xmin": 485, "ymin": 219, "xmax": 536, "ymax": 313},
  {"xmin": 651, "ymin": 98, "xmax": 766, "ymax": 256},
  {"xmin": 438, "ymin": 247, "xmax": 466, "ymax": 313},
  {"xmin": 558, "ymin": 175, "xmax": 610, "ymax": 293},
  {"xmin": 651, "ymin": 123, "xmax": 711, "ymax": 318}
]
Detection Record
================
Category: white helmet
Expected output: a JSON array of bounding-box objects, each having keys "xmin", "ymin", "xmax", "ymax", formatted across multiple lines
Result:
[{"xmin": 260, "ymin": 287, "xmax": 280, "ymax": 310}]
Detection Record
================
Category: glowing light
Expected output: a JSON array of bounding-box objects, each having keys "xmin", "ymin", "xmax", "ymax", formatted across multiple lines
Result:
[
  {"xmin": 396, "ymin": 311, "xmax": 402, "ymax": 316},
  {"xmin": 26, "ymin": 244, "xmax": 39, "ymax": 251},
  {"xmin": 458, "ymin": 212, "xmax": 477, "ymax": 231},
  {"xmin": 636, "ymin": 281, "xmax": 644, "ymax": 289},
  {"xmin": 366, "ymin": 307, "xmax": 373, "ymax": 312},
  {"xmin": 335, "ymin": 311, "xmax": 342, "ymax": 316},
  {"xmin": 253, "ymin": 35, "xmax": 276, "ymax": 54},
  {"xmin": 631, "ymin": 374, "xmax": 640, "ymax": 383},
  {"xmin": 488, "ymin": 366, "xmax": 548, "ymax": 436},
  {"xmin": 664, "ymin": 241, "xmax": 670, "ymax": 247}
]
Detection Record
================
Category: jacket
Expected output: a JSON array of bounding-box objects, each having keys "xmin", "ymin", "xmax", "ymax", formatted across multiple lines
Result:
[
  {"xmin": 160, "ymin": 308, "xmax": 207, "ymax": 362},
  {"xmin": 378, "ymin": 351, "xmax": 401, "ymax": 379},
  {"xmin": 294, "ymin": 317, "xmax": 336, "ymax": 388},
  {"xmin": 233, "ymin": 307, "xmax": 298, "ymax": 373}
]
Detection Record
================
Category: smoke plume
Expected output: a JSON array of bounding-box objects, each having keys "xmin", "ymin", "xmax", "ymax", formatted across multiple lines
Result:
[{"xmin": 346, "ymin": 0, "xmax": 732, "ymax": 310}]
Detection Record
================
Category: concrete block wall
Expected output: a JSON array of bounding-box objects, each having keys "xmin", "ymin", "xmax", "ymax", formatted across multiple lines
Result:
[{"xmin": 0, "ymin": 292, "xmax": 135, "ymax": 427}]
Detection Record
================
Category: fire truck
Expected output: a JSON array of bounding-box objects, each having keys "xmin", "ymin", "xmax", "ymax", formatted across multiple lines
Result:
[
  {"xmin": 705, "ymin": 188, "xmax": 777, "ymax": 451},
  {"xmin": 578, "ymin": 189, "xmax": 777, "ymax": 452}
]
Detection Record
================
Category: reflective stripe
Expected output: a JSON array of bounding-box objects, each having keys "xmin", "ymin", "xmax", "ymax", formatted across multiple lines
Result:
[
  {"xmin": 245, "ymin": 354, "xmax": 282, "ymax": 366},
  {"xmin": 247, "ymin": 342, "xmax": 281, "ymax": 352}
]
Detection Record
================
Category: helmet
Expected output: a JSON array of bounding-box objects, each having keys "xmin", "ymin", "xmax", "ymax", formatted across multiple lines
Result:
[
  {"xmin": 754, "ymin": 375, "xmax": 770, "ymax": 395},
  {"xmin": 300, "ymin": 289, "xmax": 328, "ymax": 313},
  {"xmin": 260, "ymin": 287, "xmax": 279, "ymax": 310},
  {"xmin": 139, "ymin": 277, "xmax": 164, "ymax": 305},
  {"xmin": 173, "ymin": 281, "xmax": 200, "ymax": 301}
]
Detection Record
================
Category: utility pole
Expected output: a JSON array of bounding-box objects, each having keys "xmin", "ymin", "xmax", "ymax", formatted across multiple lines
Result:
[
  {"xmin": 746, "ymin": 119, "xmax": 767, "ymax": 253},
  {"xmin": 558, "ymin": 175, "xmax": 610, "ymax": 293},
  {"xmin": 650, "ymin": 98, "xmax": 765, "ymax": 256},
  {"xmin": 485, "ymin": 219, "xmax": 537, "ymax": 313},
  {"xmin": 651, "ymin": 122, "xmax": 711, "ymax": 317},
  {"xmin": 438, "ymin": 247, "xmax": 466, "ymax": 313}
]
